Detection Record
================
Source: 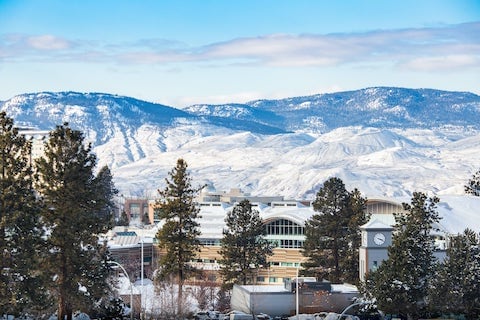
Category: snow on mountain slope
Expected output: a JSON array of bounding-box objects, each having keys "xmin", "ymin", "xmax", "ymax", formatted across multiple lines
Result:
[
  {"xmin": 249, "ymin": 87, "xmax": 480, "ymax": 132},
  {"xmin": 1, "ymin": 89, "xmax": 480, "ymax": 201}
]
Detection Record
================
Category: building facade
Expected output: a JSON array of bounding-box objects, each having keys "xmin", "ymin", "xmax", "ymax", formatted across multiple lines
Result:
[{"xmin": 113, "ymin": 187, "xmax": 472, "ymax": 286}]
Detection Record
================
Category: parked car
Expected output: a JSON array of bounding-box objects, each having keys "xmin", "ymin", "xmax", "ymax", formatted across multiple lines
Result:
[{"xmin": 194, "ymin": 311, "xmax": 211, "ymax": 320}]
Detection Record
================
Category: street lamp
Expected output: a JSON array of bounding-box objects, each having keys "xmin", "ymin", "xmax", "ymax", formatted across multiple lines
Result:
[
  {"xmin": 296, "ymin": 262, "xmax": 300, "ymax": 320},
  {"xmin": 338, "ymin": 301, "xmax": 367, "ymax": 319},
  {"xmin": 108, "ymin": 261, "xmax": 134, "ymax": 320}
]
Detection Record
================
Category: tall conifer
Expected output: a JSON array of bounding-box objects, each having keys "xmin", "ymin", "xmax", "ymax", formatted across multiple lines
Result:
[
  {"xmin": 429, "ymin": 229, "xmax": 480, "ymax": 318},
  {"xmin": 302, "ymin": 177, "xmax": 368, "ymax": 283},
  {"xmin": 365, "ymin": 192, "xmax": 440, "ymax": 320},
  {"xmin": 219, "ymin": 199, "xmax": 274, "ymax": 289},
  {"xmin": 154, "ymin": 158, "xmax": 202, "ymax": 316},
  {"xmin": 0, "ymin": 112, "xmax": 47, "ymax": 316},
  {"xmin": 35, "ymin": 123, "xmax": 115, "ymax": 320}
]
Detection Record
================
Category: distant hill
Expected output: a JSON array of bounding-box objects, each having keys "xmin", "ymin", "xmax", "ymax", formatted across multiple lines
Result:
[{"xmin": 1, "ymin": 87, "xmax": 479, "ymax": 199}]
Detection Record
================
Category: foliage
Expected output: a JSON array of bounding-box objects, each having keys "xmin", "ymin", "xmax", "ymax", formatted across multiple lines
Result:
[
  {"xmin": 154, "ymin": 158, "xmax": 202, "ymax": 316},
  {"xmin": 364, "ymin": 192, "xmax": 440, "ymax": 320},
  {"xmin": 215, "ymin": 289, "xmax": 231, "ymax": 313},
  {"xmin": 219, "ymin": 199, "xmax": 274, "ymax": 289},
  {"xmin": 35, "ymin": 123, "xmax": 116, "ymax": 320},
  {"xmin": 91, "ymin": 297, "xmax": 128, "ymax": 320},
  {"xmin": 302, "ymin": 177, "xmax": 368, "ymax": 283},
  {"xmin": 429, "ymin": 229, "xmax": 480, "ymax": 318},
  {"xmin": 116, "ymin": 210, "xmax": 130, "ymax": 226},
  {"xmin": 0, "ymin": 112, "xmax": 49, "ymax": 316},
  {"xmin": 94, "ymin": 165, "xmax": 119, "ymax": 229},
  {"xmin": 465, "ymin": 169, "xmax": 480, "ymax": 196}
]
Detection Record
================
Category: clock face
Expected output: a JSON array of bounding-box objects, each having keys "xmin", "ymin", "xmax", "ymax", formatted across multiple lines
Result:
[{"xmin": 374, "ymin": 233, "xmax": 386, "ymax": 245}]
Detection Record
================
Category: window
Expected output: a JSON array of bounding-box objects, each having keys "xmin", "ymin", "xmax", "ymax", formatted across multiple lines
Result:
[
  {"xmin": 129, "ymin": 203, "xmax": 140, "ymax": 219},
  {"xmin": 269, "ymin": 277, "xmax": 277, "ymax": 283},
  {"xmin": 265, "ymin": 219, "xmax": 304, "ymax": 237},
  {"xmin": 281, "ymin": 262, "xmax": 294, "ymax": 267},
  {"xmin": 278, "ymin": 239, "xmax": 304, "ymax": 248},
  {"xmin": 256, "ymin": 276, "xmax": 265, "ymax": 283},
  {"xmin": 199, "ymin": 238, "xmax": 220, "ymax": 246}
]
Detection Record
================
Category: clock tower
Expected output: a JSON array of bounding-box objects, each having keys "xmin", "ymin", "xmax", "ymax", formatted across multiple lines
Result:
[{"xmin": 359, "ymin": 219, "xmax": 393, "ymax": 281}]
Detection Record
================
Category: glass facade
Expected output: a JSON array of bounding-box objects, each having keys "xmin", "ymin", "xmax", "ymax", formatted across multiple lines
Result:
[
  {"xmin": 265, "ymin": 218, "xmax": 305, "ymax": 248},
  {"xmin": 265, "ymin": 218, "xmax": 304, "ymax": 236}
]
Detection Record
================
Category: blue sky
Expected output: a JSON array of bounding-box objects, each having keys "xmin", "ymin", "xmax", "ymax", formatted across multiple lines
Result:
[{"xmin": 0, "ymin": 0, "xmax": 479, "ymax": 107}]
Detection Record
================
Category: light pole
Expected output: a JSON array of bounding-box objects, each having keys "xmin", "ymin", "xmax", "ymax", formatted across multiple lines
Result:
[
  {"xmin": 140, "ymin": 236, "xmax": 145, "ymax": 319},
  {"xmin": 108, "ymin": 261, "xmax": 134, "ymax": 320},
  {"xmin": 338, "ymin": 301, "xmax": 367, "ymax": 319},
  {"xmin": 296, "ymin": 263, "xmax": 300, "ymax": 320}
]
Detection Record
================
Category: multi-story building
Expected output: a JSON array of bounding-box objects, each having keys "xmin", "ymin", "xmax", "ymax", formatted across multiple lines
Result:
[
  {"xmin": 123, "ymin": 198, "xmax": 150, "ymax": 225},
  {"xmin": 115, "ymin": 186, "xmax": 479, "ymax": 286}
]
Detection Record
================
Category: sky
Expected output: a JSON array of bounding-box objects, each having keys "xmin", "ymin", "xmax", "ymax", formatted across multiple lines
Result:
[{"xmin": 0, "ymin": 0, "xmax": 479, "ymax": 107}]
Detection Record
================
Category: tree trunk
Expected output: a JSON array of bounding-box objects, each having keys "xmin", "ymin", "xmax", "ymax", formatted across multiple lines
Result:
[
  {"xmin": 58, "ymin": 295, "xmax": 65, "ymax": 320},
  {"xmin": 66, "ymin": 304, "xmax": 73, "ymax": 320},
  {"xmin": 177, "ymin": 277, "xmax": 184, "ymax": 316}
]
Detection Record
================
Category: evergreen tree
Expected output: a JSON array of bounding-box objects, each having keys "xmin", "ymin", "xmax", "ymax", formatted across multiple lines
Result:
[
  {"xmin": 116, "ymin": 210, "xmax": 130, "ymax": 226},
  {"xmin": 94, "ymin": 165, "xmax": 118, "ymax": 229},
  {"xmin": 343, "ymin": 188, "xmax": 368, "ymax": 284},
  {"xmin": 0, "ymin": 112, "xmax": 48, "ymax": 316},
  {"xmin": 154, "ymin": 158, "xmax": 202, "ymax": 316},
  {"xmin": 429, "ymin": 229, "xmax": 480, "ymax": 318},
  {"xmin": 219, "ymin": 199, "xmax": 274, "ymax": 289},
  {"xmin": 465, "ymin": 169, "xmax": 480, "ymax": 196},
  {"xmin": 35, "ymin": 123, "xmax": 116, "ymax": 320},
  {"xmin": 365, "ymin": 192, "xmax": 440, "ymax": 320},
  {"xmin": 302, "ymin": 177, "xmax": 368, "ymax": 283}
]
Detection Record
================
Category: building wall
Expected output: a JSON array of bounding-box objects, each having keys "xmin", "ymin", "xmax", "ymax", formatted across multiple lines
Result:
[
  {"xmin": 231, "ymin": 285, "xmax": 295, "ymax": 317},
  {"xmin": 139, "ymin": 196, "xmax": 449, "ymax": 286},
  {"xmin": 231, "ymin": 284, "xmax": 358, "ymax": 316},
  {"xmin": 124, "ymin": 198, "xmax": 149, "ymax": 224}
]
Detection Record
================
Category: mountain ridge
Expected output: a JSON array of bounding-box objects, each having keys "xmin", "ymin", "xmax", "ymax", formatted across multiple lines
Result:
[{"xmin": 1, "ymin": 87, "xmax": 479, "ymax": 199}]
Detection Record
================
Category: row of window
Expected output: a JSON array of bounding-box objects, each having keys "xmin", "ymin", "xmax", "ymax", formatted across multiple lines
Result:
[
  {"xmin": 190, "ymin": 259, "xmax": 301, "ymax": 268},
  {"xmin": 268, "ymin": 239, "xmax": 304, "ymax": 248},
  {"xmin": 199, "ymin": 238, "xmax": 304, "ymax": 249},
  {"xmin": 265, "ymin": 219, "xmax": 304, "ymax": 236},
  {"xmin": 198, "ymin": 219, "xmax": 305, "ymax": 248},
  {"xmin": 256, "ymin": 276, "xmax": 291, "ymax": 283}
]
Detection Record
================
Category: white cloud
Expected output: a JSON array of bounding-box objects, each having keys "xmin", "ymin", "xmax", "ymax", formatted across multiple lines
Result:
[
  {"xmin": 400, "ymin": 54, "xmax": 479, "ymax": 72},
  {"xmin": 1, "ymin": 22, "xmax": 479, "ymax": 74},
  {"xmin": 26, "ymin": 34, "xmax": 71, "ymax": 50}
]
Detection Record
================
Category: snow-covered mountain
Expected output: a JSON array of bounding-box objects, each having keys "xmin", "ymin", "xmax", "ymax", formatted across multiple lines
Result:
[{"xmin": 1, "ymin": 87, "xmax": 480, "ymax": 200}]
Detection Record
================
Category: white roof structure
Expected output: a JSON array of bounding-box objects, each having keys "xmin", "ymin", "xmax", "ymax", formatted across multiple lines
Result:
[
  {"xmin": 196, "ymin": 195, "xmax": 480, "ymax": 240},
  {"xmin": 360, "ymin": 219, "xmax": 393, "ymax": 231},
  {"xmin": 197, "ymin": 200, "xmax": 314, "ymax": 240}
]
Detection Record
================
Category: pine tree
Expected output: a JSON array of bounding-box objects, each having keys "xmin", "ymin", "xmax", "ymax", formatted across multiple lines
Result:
[
  {"xmin": 429, "ymin": 229, "xmax": 480, "ymax": 318},
  {"xmin": 154, "ymin": 158, "xmax": 202, "ymax": 316},
  {"xmin": 94, "ymin": 165, "xmax": 118, "ymax": 229},
  {"xmin": 116, "ymin": 210, "xmax": 130, "ymax": 226},
  {"xmin": 365, "ymin": 192, "xmax": 440, "ymax": 320},
  {"xmin": 35, "ymin": 123, "xmax": 116, "ymax": 320},
  {"xmin": 0, "ymin": 112, "xmax": 48, "ymax": 316},
  {"xmin": 219, "ymin": 199, "xmax": 274, "ymax": 289},
  {"xmin": 343, "ymin": 188, "xmax": 368, "ymax": 284},
  {"xmin": 302, "ymin": 177, "xmax": 368, "ymax": 283},
  {"xmin": 465, "ymin": 169, "xmax": 480, "ymax": 196}
]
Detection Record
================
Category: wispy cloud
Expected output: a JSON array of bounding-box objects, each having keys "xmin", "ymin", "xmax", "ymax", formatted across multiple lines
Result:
[
  {"xmin": 26, "ymin": 34, "xmax": 71, "ymax": 50},
  {"xmin": 1, "ymin": 22, "xmax": 479, "ymax": 72}
]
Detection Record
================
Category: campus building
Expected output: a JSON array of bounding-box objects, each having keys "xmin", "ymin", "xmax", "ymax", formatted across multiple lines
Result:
[{"xmin": 116, "ymin": 186, "xmax": 479, "ymax": 285}]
